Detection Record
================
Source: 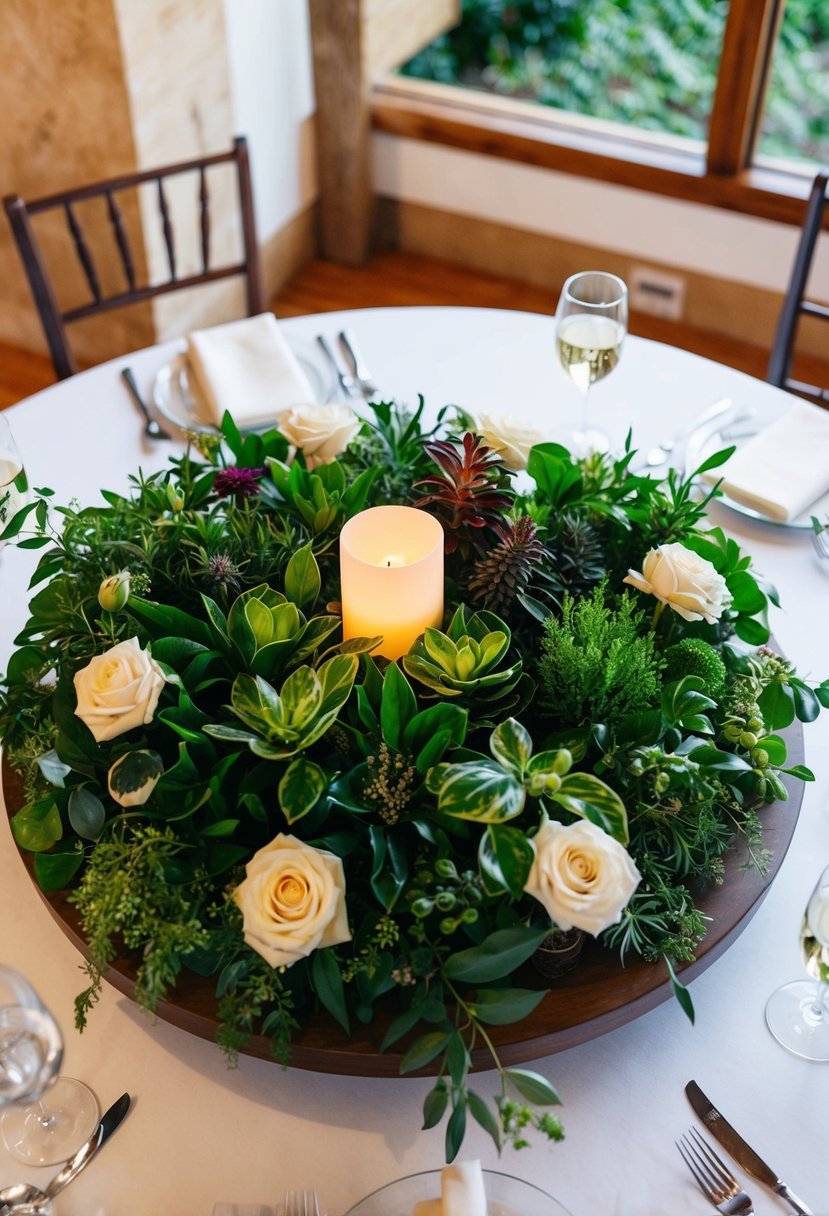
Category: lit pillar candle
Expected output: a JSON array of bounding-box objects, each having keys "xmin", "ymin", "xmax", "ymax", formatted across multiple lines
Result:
[{"xmin": 339, "ymin": 506, "xmax": 444, "ymax": 661}]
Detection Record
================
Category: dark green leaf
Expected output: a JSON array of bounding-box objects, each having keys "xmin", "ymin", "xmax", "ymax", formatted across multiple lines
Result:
[
  {"xmin": 399, "ymin": 1030, "xmax": 452, "ymax": 1074},
  {"xmin": 68, "ymin": 788, "xmax": 106, "ymax": 840},
  {"xmin": 665, "ymin": 955, "xmax": 694, "ymax": 1023},
  {"xmin": 505, "ymin": 1068, "xmax": 561, "ymax": 1106},
  {"xmin": 467, "ymin": 1090, "xmax": 501, "ymax": 1151},
  {"xmin": 754, "ymin": 734, "xmax": 787, "ymax": 766},
  {"xmin": 422, "ymin": 1081, "xmax": 449, "ymax": 1130},
  {"xmin": 310, "ymin": 948, "xmax": 350, "ymax": 1034},
  {"xmin": 468, "ymin": 986, "xmax": 546, "ymax": 1025},
  {"xmin": 445, "ymin": 1100, "xmax": 467, "ymax": 1164},
  {"xmin": 380, "ymin": 661, "xmax": 417, "ymax": 750},
  {"xmin": 446, "ymin": 1030, "xmax": 470, "ymax": 1087},
  {"xmin": 791, "ymin": 679, "xmax": 820, "ymax": 723},
  {"xmin": 443, "ymin": 924, "xmax": 550, "ymax": 983},
  {"xmin": 758, "ymin": 681, "xmax": 795, "ymax": 729},
  {"xmin": 34, "ymin": 841, "xmax": 84, "ymax": 891}
]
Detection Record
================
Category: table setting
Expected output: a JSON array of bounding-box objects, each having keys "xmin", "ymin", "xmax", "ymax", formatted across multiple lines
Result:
[{"xmin": 0, "ymin": 297, "xmax": 828, "ymax": 1216}]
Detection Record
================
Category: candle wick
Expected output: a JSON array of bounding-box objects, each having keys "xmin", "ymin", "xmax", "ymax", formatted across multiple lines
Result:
[{"xmin": 387, "ymin": 559, "xmax": 391, "ymax": 567}]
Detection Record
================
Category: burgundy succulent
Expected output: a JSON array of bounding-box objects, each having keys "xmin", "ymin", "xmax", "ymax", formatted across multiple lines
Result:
[{"xmin": 413, "ymin": 432, "xmax": 515, "ymax": 557}]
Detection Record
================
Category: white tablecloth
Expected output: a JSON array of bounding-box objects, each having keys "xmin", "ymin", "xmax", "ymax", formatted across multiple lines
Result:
[{"xmin": 1, "ymin": 308, "xmax": 827, "ymax": 1216}]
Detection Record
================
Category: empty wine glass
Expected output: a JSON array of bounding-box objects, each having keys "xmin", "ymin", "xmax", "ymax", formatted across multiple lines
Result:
[
  {"xmin": 555, "ymin": 271, "xmax": 628, "ymax": 456},
  {"xmin": 0, "ymin": 413, "xmax": 31, "ymax": 549},
  {"xmin": 765, "ymin": 863, "xmax": 829, "ymax": 1061},
  {"xmin": 0, "ymin": 966, "xmax": 99, "ymax": 1166}
]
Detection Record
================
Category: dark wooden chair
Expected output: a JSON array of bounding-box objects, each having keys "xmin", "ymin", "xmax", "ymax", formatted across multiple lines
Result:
[
  {"xmin": 767, "ymin": 166, "xmax": 829, "ymax": 404},
  {"xmin": 4, "ymin": 136, "xmax": 264, "ymax": 380}
]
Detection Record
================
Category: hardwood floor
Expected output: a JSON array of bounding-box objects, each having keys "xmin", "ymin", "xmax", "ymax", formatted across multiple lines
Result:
[
  {"xmin": 273, "ymin": 252, "xmax": 819, "ymax": 385},
  {"xmin": 2, "ymin": 249, "xmax": 827, "ymax": 406}
]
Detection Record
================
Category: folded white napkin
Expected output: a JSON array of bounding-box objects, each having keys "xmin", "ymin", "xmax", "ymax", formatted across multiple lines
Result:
[
  {"xmin": 413, "ymin": 1160, "xmax": 487, "ymax": 1216},
  {"xmin": 186, "ymin": 312, "xmax": 316, "ymax": 429},
  {"xmin": 704, "ymin": 401, "xmax": 829, "ymax": 522}
]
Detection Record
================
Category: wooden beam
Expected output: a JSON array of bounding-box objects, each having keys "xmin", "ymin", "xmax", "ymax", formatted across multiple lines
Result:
[{"xmin": 308, "ymin": 0, "xmax": 459, "ymax": 265}]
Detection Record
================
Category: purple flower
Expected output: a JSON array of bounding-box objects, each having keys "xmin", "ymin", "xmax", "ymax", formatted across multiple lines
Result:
[{"xmin": 213, "ymin": 466, "xmax": 266, "ymax": 499}]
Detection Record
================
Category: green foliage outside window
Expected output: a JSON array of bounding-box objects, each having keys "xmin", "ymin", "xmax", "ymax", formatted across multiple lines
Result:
[{"xmin": 402, "ymin": 0, "xmax": 829, "ymax": 165}]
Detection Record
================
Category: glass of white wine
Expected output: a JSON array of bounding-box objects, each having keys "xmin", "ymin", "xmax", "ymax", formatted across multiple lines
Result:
[
  {"xmin": 0, "ymin": 413, "xmax": 31, "ymax": 549},
  {"xmin": 555, "ymin": 270, "xmax": 628, "ymax": 456},
  {"xmin": 0, "ymin": 966, "xmax": 99, "ymax": 1166},
  {"xmin": 765, "ymin": 863, "xmax": 829, "ymax": 1061}
]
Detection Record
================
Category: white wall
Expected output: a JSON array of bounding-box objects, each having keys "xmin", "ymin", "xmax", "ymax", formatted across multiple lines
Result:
[
  {"xmin": 223, "ymin": 0, "xmax": 317, "ymax": 241},
  {"xmin": 373, "ymin": 134, "xmax": 829, "ymax": 298}
]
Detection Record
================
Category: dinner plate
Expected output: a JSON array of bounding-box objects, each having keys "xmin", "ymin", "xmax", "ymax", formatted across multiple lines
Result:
[
  {"xmin": 690, "ymin": 420, "xmax": 829, "ymax": 530},
  {"xmin": 344, "ymin": 1169, "xmax": 572, "ymax": 1216},
  {"xmin": 151, "ymin": 335, "xmax": 338, "ymax": 435}
]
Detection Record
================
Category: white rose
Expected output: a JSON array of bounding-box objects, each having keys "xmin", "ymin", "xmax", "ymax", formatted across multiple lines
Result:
[
  {"xmin": 623, "ymin": 542, "xmax": 729, "ymax": 624},
  {"xmin": 234, "ymin": 833, "xmax": 351, "ymax": 968},
  {"xmin": 476, "ymin": 412, "xmax": 547, "ymax": 472},
  {"xmin": 524, "ymin": 819, "xmax": 641, "ymax": 937},
  {"xmin": 277, "ymin": 403, "xmax": 361, "ymax": 469},
  {"xmin": 73, "ymin": 637, "xmax": 166, "ymax": 743}
]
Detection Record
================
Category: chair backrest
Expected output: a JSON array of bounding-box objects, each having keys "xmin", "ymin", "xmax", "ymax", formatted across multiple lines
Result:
[
  {"xmin": 4, "ymin": 136, "xmax": 264, "ymax": 380},
  {"xmin": 767, "ymin": 166, "xmax": 829, "ymax": 404}
]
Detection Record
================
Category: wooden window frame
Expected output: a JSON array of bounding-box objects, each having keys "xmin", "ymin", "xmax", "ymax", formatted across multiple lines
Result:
[{"xmin": 371, "ymin": 0, "xmax": 825, "ymax": 228}]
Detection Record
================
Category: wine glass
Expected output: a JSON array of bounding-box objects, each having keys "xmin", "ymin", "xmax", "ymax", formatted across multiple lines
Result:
[
  {"xmin": 555, "ymin": 270, "xmax": 628, "ymax": 456},
  {"xmin": 0, "ymin": 413, "xmax": 31, "ymax": 549},
  {"xmin": 765, "ymin": 864, "xmax": 829, "ymax": 1061},
  {"xmin": 0, "ymin": 966, "xmax": 99, "ymax": 1166}
]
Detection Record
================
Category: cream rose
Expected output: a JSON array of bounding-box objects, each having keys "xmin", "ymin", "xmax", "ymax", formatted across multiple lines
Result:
[
  {"xmin": 277, "ymin": 402, "xmax": 361, "ymax": 469},
  {"xmin": 476, "ymin": 412, "xmax": 546, "ymax": 472},
  {"xmin": 234, "ymin": 833, "xmax": 351, "ymax": 968},
  {"xmin": 623, "ymin": 542, "xmax": 729, "ymax": 624},
  {"xmin": 73, "ymin": 637, "xmax": 166, "ymax": 743},
  {"xmin": 524, "ymin": 819, "xmax": 641, "ymax": 936}
]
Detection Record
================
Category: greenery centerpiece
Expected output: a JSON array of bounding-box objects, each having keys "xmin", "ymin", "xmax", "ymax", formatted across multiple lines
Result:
[{"xmin": 1, "ymin": 399, "xmax": 826, "ymax": 1161}]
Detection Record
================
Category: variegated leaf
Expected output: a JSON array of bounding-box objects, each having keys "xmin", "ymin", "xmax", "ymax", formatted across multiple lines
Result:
[{"xmin": 436, "ymin": 760, "xmax": 525, "ymax": 823}]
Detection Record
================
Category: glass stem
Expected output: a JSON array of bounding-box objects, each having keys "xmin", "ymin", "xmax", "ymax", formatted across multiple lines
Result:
[
  {"xmin": 580, "ymin": 387, "xmax": 590, "ymax": 440},
  {"xmin": 809, "ymin": 978, "xmax": 827, "ymax": 1019}
]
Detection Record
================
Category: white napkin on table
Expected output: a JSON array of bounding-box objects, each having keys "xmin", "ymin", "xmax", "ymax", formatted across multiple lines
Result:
[
  {"xmin": 186, "ymin": 312, "xmax": 316, "ymax": 429},
  {"xmin": 703, "ymin": 400, "xmax": 829, "ymax": 522},
  {"xmin": 413, "ymin": 1160, "xmax": 487, "ymax": 1216}
]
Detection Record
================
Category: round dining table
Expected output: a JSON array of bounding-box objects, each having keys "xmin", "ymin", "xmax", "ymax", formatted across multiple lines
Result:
[{"xmin": 0, "ymin": 306, "xmax": 827, "ymax": 1216}]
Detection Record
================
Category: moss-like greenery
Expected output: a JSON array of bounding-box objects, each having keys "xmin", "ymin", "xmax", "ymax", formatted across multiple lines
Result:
[
  {"xmin": 663, "ymin": 637, "xmax": 727, "ymax": 700},
  {"xmin": 537, "ymin": 583, "xmax": 661, "ymax": 730}
]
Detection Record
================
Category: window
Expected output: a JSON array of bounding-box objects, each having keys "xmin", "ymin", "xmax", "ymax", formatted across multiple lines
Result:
[
  {"xmin": 374, "ymin": 0, "xmax": 827, "ymax": 224},
  {"xmin": 755, "ymin": 0, "xmax": 829, "ymax": 167}
]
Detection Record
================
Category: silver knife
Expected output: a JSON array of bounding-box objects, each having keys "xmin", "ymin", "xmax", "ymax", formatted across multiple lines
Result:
[
  {"xmin": 316, "ymin": 334, "xmax": 358, "ymax": 399},
  {"xmin": 338, "ymin": 328, "xmax": 378, "ymax": 397},
  {"xmin": 686, "ymin": 1080, "xmax": 813, "ymax": 1215}
]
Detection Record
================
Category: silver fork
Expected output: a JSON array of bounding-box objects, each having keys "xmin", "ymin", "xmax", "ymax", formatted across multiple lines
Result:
[
  {"xmin": 121, "ymin": 366, "xmax": 172, "ymax": 440},
  {"xmin": 283, "ymin": 1189, "xmax": 321, "ymax": 1216},
  {"xmin": 677, "ymin": 1128, "xmax": 754, "ymax": 1215},
  {"xmin": 812, "ymin": 526, "xmax": 829, "ymax": 561}
]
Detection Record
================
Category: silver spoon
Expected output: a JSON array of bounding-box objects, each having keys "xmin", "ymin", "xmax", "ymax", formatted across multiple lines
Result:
[
  {"xmin": 121, "ymin": 366, "xmax": 172, "ymax": 440},
  {"xmin": 0, "ymin": 1093, "xmax": 130, "ymax": 1214},
  {"xmin": 643, "ymin": 395, "xmax": 735, "ymax": 467}
]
